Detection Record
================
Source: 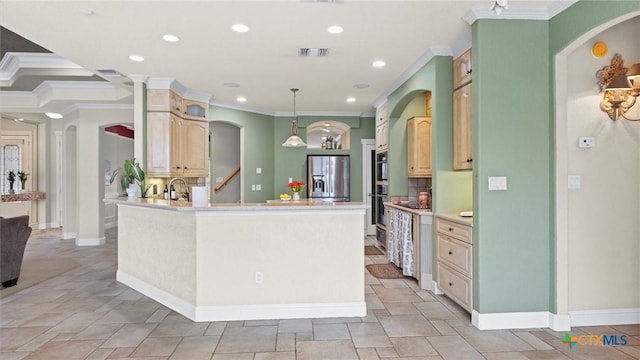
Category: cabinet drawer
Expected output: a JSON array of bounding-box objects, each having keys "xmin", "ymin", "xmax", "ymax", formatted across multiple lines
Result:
[
  {"xmin": 437, "ymin": 263, "xmax": 472, "ymax": 312},
  {"xmin": 437, "ymin": 233, "xmax": 471, "ymax": 277},
  {"xmin": 436, "ymin": 218, "xmax": 472, "ymax": 244}
]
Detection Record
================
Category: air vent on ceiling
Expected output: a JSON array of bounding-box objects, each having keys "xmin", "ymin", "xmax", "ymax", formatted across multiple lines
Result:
[
  {"xmin": 96, "ymin": 69, "xmax": 124, "ymax": 78},
  {"xmin": 299, "ymin": 48, "xmax": 330, "ymax": 57}
]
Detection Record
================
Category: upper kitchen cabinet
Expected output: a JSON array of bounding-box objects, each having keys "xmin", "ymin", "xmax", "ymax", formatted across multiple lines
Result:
[
  {"xmin": 147, "ymin": 112, "xmax": 209, "ymax": 178},
  {"xmin": 376, "ymin": 101, "xmax": 388, "ymax": 152},
  {"xmin": 182, "ymin": 99, "xmax": 209, "ymax": 121},
  {"xmin": 453, "ymin": 83, "xmax": 472, "ymax": 170},
  {"xmin": 407, "ymin": 116, "xmax": 432, "ymax": 177},
  {"xmin": 453, "ymin": 49, "xmax": 472, "ymax": 89},
  {"xmin": 453, "ymin": 49, "xmax": 473, "ymax": 171},
  {"xmin": 147, "ymin": 89, "xmax": 183, "ymax": 117}
]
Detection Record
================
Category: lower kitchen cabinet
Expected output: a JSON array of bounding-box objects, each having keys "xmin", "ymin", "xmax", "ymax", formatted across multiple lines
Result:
[
  {"xmin": 385, "ymin": 203, "xmax": 433, "ymax": 290},
  {"xmin": 435, "ymin": 214, "xmax": 473, "ymax": 312}
]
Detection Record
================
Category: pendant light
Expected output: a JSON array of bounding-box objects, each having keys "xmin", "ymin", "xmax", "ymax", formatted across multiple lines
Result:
[{"xmin": 282, "ymin": 88, "xmax": 307, "ymax": 147}]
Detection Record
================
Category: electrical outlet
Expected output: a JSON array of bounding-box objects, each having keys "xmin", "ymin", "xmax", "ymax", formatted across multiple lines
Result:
[
  {"xmin": 578, "ymin": 137, "xmax": 595, "ymax": 148},
  {"xmin": 256, "ymin": 167, "xmax": 262, "ymax": 174},
  {"xmin": 255, "ymin": 272, "xmax": 263, "ymax": 284},
  {"xmin": 251, "ymin": 184, "xmax": 256, "ymax": 191},
  {"xmin": 568, "ymin": 175, "xmax": 581, "ymax": 189},
  {"xmin": 256, "ymin": 184, "xmax": 261, "ymax": 191}
]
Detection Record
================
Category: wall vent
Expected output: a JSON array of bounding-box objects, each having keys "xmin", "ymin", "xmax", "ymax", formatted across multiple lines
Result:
[{"xmin": 299, "ymin": 48, "xmax": 330, "ymax": 57}]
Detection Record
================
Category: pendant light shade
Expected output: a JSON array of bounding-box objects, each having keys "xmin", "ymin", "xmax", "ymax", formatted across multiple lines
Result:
[{"xmin": 282, "ymin": 88, "xmax": 307, "ymax": 147}]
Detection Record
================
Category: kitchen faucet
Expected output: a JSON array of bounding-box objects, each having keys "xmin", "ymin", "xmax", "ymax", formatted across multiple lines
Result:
[{"xmin": 168, "ymin": 177, "xmax": 190, "ymax": 201}]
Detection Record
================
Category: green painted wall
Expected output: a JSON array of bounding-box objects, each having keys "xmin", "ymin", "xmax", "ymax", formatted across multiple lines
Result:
[
  {"xmin": 209, "ymin": 107, "xmax": 275, "ymax": 204},
  {"xmin": 274, "ymin": 115, "xmax": 375, "ymax": 201},
  {"xmin": 385, "ymin": 56, "xmax": 470, "ymax": 212},
  {"xmin": 473, "ymin": 20, "xmax": 551, "ymax": 313}
]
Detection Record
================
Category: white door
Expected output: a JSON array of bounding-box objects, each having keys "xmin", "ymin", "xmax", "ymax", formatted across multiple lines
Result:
[{"xmin": 362, "ymin": 139, "xmax": 376, "ymax": 235}]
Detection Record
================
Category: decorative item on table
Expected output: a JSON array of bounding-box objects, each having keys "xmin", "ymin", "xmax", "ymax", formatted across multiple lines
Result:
[
  {"xmin": 288, "ymin": 180, "xmax": 304, "ymax": 201},
  {"xmin": 17, "ymin": 171, "xmax": 28, "ymax": 193},
  {"xmin": 279, "ymin": 193, "xmax": 292, "ymax": 201},
  {"xmin": 7, "ymin": 170, "xmax": 16, "ymax": 194}
]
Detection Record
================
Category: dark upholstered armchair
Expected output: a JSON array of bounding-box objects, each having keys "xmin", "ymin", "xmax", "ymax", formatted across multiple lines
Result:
[{"xmin": 0, "ymin": 215, "xmax": 32, "ymax": 287}]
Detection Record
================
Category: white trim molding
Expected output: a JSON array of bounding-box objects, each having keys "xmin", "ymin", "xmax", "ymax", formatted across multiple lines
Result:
[
  {"xmin": 569, "ymin": 308, "xmax": 640, "ymax": 327},
  {"xmin": 118, "ymin": 270, "xmax": 366, "ymax": 322},
  {"xmin": 75, "ymin": 236, "xmax": 106, "ymax": 246},
  {"xmin": 472, "ymin": 310, "xmax": 571, "ymax": 331}
]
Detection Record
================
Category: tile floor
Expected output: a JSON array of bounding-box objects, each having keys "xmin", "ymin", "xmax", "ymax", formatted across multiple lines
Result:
[{"xmin": 0, "ymin": 228, "xmax": 638, "ymax": 360}]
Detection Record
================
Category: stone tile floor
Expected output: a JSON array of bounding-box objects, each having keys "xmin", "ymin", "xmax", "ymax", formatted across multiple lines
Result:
[{"xmin": 0, "ymin": 228, "xmax": 638, "ymax": 359}]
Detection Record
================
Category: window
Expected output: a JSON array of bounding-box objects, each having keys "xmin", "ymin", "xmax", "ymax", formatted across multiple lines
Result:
[{"xmin": 1, "ymin": 144, "xmax": 22, "ymax": 193}]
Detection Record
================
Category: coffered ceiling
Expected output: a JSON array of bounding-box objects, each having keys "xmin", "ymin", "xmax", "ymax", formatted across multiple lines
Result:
[{"xmin": 0, "ymin": 0, "xmax": 569, "ymax": 123}]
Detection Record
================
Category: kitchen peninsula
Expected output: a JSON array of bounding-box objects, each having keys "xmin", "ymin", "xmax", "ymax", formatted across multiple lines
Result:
[{"xmin": 106, "ymin": 197, "xmax": 368, "ymax": 322}]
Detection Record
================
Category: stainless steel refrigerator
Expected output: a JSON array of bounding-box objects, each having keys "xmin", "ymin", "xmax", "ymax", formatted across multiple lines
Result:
[{"xmin": 307, "ymin": 155, "xmax": 350, "ymax": 202}]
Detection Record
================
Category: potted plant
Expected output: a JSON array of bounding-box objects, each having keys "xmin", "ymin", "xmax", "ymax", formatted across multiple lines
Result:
[
  {"xmin": 7, "ymin": 170, "xmax": 16, "ymax": 194},
  {"xmin": 18, "ymin": 171, "xmax": 28, "ymax": 192},
  {"xmin": 120, "ymin": 158, "xmax": 151, "ymax": 198}
]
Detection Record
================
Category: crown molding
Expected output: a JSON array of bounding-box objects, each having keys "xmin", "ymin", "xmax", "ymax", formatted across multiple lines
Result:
[
  {"xmin": 463, "ymin": 1, "xmax": 578, "ymax": 24},
  {"xmin": 209, "ymin": 99, "xmax": 275, "ymax": 117},
  {"xmin": 0, "ymin": 52, "xmax": 93, "ymax": 86},
  {"xmin": 145, "ymin": 77, "xmax": 212, "ymax": 103},
  {"xmin": 274, "ymin": 111, "xmax": 373, "ymax": 118}
]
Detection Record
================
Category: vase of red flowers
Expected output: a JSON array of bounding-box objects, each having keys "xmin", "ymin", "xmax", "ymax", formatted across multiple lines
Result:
[{"xmin": 288, "ymin": 180, "xmax": 304, "ymax": 201}]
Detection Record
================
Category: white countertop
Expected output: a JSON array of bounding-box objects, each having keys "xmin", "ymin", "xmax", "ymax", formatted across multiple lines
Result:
[
  {"xmin": 384, "ymin": 202, "xmax": 432, "ymax": 216},
  {"xmin": 105, "ymin": 196, "xmax": 369, "ymax": 212},
  {"xmin": 435, "ymin": 212, "xmax": 473, "ymax": 226}
]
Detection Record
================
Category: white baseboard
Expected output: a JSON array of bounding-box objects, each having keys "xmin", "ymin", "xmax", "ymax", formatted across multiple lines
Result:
[
  {"xmin": 117, "ymin": 270, "xmax": 196, "ymax": 320},
  {"xmin": 420, "ymin": 272, "xmax": 434, "ymax": 291},
  {"xmin": 550, "ymin": 314, "xmax": 571, "ymax": 331},
  {"xmin": 472, "ymin": 310, "xmax": 563, "ymax": 330},
  {"xmin": 76, "ymin": 236, "xmax": 105, "ymax": 246},
  {"xmin": 63, "ymin": 231, "xmax": 76, "ymax": 240},
  {"xmin": 117, "ymin": 270, "xmax": 367, "ymax": 322},
  {"xmin": 569, "ymin": 308, "xmax": 640, "ymax": 327},
  {"xmin": 105, "ymin": 221, "xmax": 117, "ymax": 230}
]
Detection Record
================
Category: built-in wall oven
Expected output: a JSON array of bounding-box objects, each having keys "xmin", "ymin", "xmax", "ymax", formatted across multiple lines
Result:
[
  {"xmin": 374, "ymin": 151, "xmax": 388, "ymax": 248},
  {"xmin": 375, "ymin": 183, "xmax": 388, "ymax": 248}
]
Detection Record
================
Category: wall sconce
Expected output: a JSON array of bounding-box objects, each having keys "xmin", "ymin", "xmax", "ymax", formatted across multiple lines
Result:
[{"xmin": 597, "ymin": 53, "xmax": 640, "ymax": 121}]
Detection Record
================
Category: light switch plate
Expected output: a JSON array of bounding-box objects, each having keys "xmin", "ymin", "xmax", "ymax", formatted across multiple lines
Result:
[
  {"xmin": 568, "ymin": 175, "xmax": 581, "ymax": 189},
  {"xmin": 256, "ymin": 167, "xmax": 262, "ymax": 174},
  {"xmin": 488, "ymin": 176, "xmax": 507, "ymax": 191}
]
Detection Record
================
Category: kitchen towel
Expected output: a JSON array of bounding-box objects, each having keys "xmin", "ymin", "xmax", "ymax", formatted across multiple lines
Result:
[{"xmin": 191, "ymin": 186, "xmax": 208, "ymax": 205}]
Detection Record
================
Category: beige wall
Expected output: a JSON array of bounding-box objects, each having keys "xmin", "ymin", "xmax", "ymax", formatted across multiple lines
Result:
[{"xmin": 565, "ymin": 16, "xmax": 640, "ymax": 311}]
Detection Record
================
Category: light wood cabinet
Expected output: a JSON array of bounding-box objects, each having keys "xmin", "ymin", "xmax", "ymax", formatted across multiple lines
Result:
[
  {"xmin": 147, "ymin": 89, "xmax": 184, "ymax": 116},
  {"xmin": 436, "ymin": 216, "xmax": 473, "ymax": 312},
  {"xmin": 147, "ymin": 112, "xmax": 209, "ymax": 178},
  {"xmin": 407, "ymin": 116, "xmax": 432, "ymax": 177},
  {"xmin": 453, "ymin": 83, "xmax": 472, "ymax": 170},
  {"xmin": 375, "ymin": 101, "xmax": 388, "ymax": 152},
  {"xmin": 453, "ymin": 49, "xmax": 472, "ymax": 89},
  {"xmin": 182, "ymin": 99, "xmax": 209, "ymax": 121}
]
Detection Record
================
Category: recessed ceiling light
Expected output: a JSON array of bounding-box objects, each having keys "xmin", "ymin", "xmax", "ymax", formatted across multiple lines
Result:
[
  {"xmin": 224, "ymin": 82, "xmax": 241, "ymax": 88},
  {"xmin": 129, "ymin": 55, "xmax": 145, "ymax": 62},
  {"xmin": 372, "ymin": 60, "xmax": 386, "ymax": 68},
  {"xmin": 14, "ymin": 117, "xmax": 24, "ymax": 122},
  {"xmin": 327, "ymin": 25, "xmax": 343, "ymax": 34},
  {"xmin": 232, "ymin": 24, "xmax": 249, "ymax": 33},
  {"xmin": 163, "ymin": 34, "xmax": 180, "ymax": 42},
  {"xmin": 354, "ymin": 83, "xmax": 369, "ymax": 89},
  {"xmin": 346, "ymin": 97, "xmax": 356, "ymax": 103},
  {"xmin": 45, "ymin": 112, "xmax": 63, "ymax": 119},
  {"xmin": 236, "ymin": 97, "xmax": 247, "ymax": 103}
]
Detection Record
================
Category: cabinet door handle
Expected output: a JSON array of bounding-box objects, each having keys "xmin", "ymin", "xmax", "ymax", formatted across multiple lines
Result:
[
  {"xmin": 448, "ymin": 227, "xmax": 453, "ymax": 232},
  {"xmin": 448, "ymin": 251, "xmax": 452, "ymax": 255},
  {"xmin": 448, "ymin": 282, "xmax": 453, "ymax": 286},
  {"xmin": 466, "ymin": 68, "xmax": 472, "ymax": 75}
]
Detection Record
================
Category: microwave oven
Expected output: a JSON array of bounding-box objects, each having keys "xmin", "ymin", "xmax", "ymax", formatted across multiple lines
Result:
[{"xmin": 376, "ymin": 152, "xmax": 388, "ymax": 181}]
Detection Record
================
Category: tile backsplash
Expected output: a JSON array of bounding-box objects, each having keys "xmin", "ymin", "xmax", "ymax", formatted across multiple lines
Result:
[{"xmin": 408, "ymin": 177, "xmax": 432, "ymax": 202}]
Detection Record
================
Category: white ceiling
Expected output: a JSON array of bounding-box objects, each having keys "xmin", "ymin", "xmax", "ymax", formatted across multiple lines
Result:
[{"xmin": 0, "ymin": 0, "xmax": 570, "ymax": 122}]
